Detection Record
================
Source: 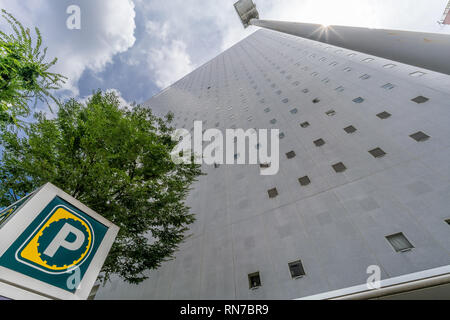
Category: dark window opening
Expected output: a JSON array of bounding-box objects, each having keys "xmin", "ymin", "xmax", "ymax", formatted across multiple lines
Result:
[
  {"xmin": 344, "ymin": 125, "xmax": 357, "ymax": 134},
  {"xmin": 369, "ymin": 148, "xmax": 387, "ymax": 158},
  {"xmin": 248, "ymin": 272, "xmax": 261, "ymax": 289},
  {"xmin": 298, "ymin": 176, "xmax": 311, "ymax": 186},
  {"xmin": 300, "ymin": 122, "xmax": 310, "ymax": 128},
  {"xmin": 286, "ymin": 151, "xmax": 296, "ymax": 159},
  {"xmin": 314, "ymin": 139, "xmax": 325, "ymax": 147},
  {"xmin": 289, "ymin": 260, "xmax": 306, "ymax": 279},
  {"xmin": 386, "ymin": 233, "xmax": 414, "ymax": 252},
  {"xmin": 410, "ymin": 131, "xmax": 430, "ymax": 142},
  {"xmin": 377, "ymin": 111, "xmax": 391, "ymax": 119},
  {"xmin": 332, "ymin": 162, "xmax": 347, "ymax": 173},
  {"xmin": 411, "ymin": 96, "xmax": 429, "ymax": 104},
  {"xmin": 268, "ymin": 188, "xmax": 279, "ymax": 199}
]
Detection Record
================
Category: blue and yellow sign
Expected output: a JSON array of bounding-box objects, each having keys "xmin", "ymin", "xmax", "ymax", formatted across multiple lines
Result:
[{"xmin": 0, "ymin": 196, "xmax": 108, "ymax": 292}]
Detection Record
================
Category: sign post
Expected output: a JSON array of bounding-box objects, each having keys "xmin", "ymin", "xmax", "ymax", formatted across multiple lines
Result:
[{"xmin": 0, "ymin": 183, "xmax": 119, "ymax": 300}]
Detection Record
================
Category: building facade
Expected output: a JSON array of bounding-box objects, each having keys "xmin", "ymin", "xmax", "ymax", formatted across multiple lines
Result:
[{"xmin": 96, "ymin": 29, "xmax": 450, "ymax": 299}]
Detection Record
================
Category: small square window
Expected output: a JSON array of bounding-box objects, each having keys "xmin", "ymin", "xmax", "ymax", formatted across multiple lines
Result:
[
  {"xmin": 290, "ymin": 108, "xmax": 298, "ymax": 114},
  {"xmin": 411, "ymin": 96, "xmax": 429, "ymax": 104},
  {"xmin": 289, "ymin": 260, "xmax": 306, "ymax": 279},
  {"xmin": 332, "ymin": 162, "xmax": 347, "ymax": 173},
  {"xmin": 344, "ymin": 125, "xmax": 357, "ymax": 134},
  {"xmin": 248, "ymin": 272, "xmax": 261, "ymax": 289},
  {"xmin": 369, "ymin": 148, "xmax": 387, "ymax": 158},
  {"xmin": 360, "ymin": 74, "xmax": 371, "ymax": 80},
  {"xmin": 326, "ymin": 110, "xmax": 336, "ymax": 116},
  {"xmin": 386, "ymin": 233, "xmax": 414, "ymax": 252},
  {"xmin": 335, "ymin": 86, "xmax": 345, "ymax": 92},
  {"xmin": 410, "ymin": 131, "xmax": 430, "ymax": 142},
  {"xmin": 410, "ymin": 71, "xmax": 426, "ymax": 77},
  {"xmin": 314, "ymin": 139, "xmax": 325, "ymax": 147},
  {"xmin": 312, "ymin": 98, "xmax": 320, "ymax": 104},
  {"xmin": 268, "ymin": 188, "xmax": 279, "ymax": 199},
  {"xmin": 264, "ymin": 107, "xmax": 271, "ymax": 113},
  {"xmin": 286, "ymin": 151, "xmax": 296, "ymax": 159},
  {"xmin": 260, "ymin": 163, "xmax": 271, "ymax": 168},
  {"xmin": 279, "ymin": 132, "xmax": 285, "ymax": 139},
  {"xmin": 298, "ymin": 176, "xmax": 311, "ymax": 186},
  {"xmin": 270, "ymin": 119, "xmax": 277, "ymax": 125},
  {"xmin": 300, "ymin": 122, "xmax": 310, "ymax": 128},
  {"xmin": 353, "ymin": 97, "xmax": 365, "ymax": 103},
  {"xmin": 343, "ymin": 67, "xmax": 352, "ymax": 72},
  {"xmin": 282, "ymin": 98, "xmax": 289, "ymax": 103},
  {"xmin": 362, "ymin": 58, "xmax": 374, "ymax": 62},
  {"xmin": 383, "ymin": 64, "xmax": 396, "ymax": 69},
  {"xmin": 377, "ymin": 111, "xmax": 391, "ymax": 119},
  {"xmin": 382, "ymin": 83, "xmax": 396, "ymax": 90},
  {"xmin": 214, "ymin": 163, "xmax": 220, "ymax": 169},
  {"xmin": 302, "ymin": 89, "xmax": 309, "ymax": 93}
]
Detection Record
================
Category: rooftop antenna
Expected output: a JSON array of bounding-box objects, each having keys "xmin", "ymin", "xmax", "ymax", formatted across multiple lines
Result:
[{"xmin": 234, "ymin": 0, "xmax": 450, "ymax": 76}]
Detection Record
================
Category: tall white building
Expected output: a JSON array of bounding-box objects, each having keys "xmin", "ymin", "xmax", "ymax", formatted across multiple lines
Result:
[{"xmin": 96, "ymin": 28, "xmax": 450, "ymax": 300}]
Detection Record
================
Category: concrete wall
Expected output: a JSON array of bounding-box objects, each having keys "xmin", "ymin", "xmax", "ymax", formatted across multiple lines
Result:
[{"xmin": 96, "ymin": 29, "xmax": 450, "ymax": 300}]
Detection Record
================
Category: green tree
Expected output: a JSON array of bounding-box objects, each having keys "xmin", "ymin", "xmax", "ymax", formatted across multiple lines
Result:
[
  {"xmin": 0, "ymin": 90, "xmax": 203, "ymax": 284},
  {"xmin": 0, "ymin": 9, "xmax": 66, "ymax": 127}
]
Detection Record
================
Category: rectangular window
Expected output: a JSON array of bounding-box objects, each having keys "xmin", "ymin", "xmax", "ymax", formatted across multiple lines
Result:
[
  {"xmin": 410, "ymin": 131, "xmax": 430, "ymax": 142},
  {"xmin": 386, "ymin": 233, "xmax": 414, "ymax": 252},
  {"xmin": 362, "ymin": 58, "xmax": 374, "ymax": 62},
  {"xmin": 360, "ymin": 74, "xmax": 371, "ymax": 80},
  {"xmin": 290, "ymin": 108, "xmax": 298, "ymax": 114},
  {"xmin": 353, "ymin": 97, "xmax": 365, "ymax": 103},
  {"xmin": 314, "ymin": 139, "xmax": 325, "ymax": 147},
  {"xmin": 332, "ymin": 162, "xmax": 347, "ymax": 173},
  {"xmin": 410, "ymin": 71, "xmax": 426, "ymax": 77},
  {"xmin": 344, "ymin": 125, "xmax": 357, "ymax": 134},
  {"xmin": 369, "ymin": 148, "xmax": 387, "ymax": 158},
  {"xmin": 248, "ymin": 272, "xmax": 262, "ymax": 289},
  {"xmin": 268, "ymin": 188, "xmax": 279, "ymax": 199},
  {"xmin": 300, "ymin": 122, "xmax": 310, "ymax": 128},
  {"xmin": 286, "ymin": 151, "xmax": 296, "ymax": 159},
  {"xmin": 411, "ymin": 96, "xmax": 429, "ymax": 104},
  {"xmin": 377, "ymin": 111, "xmax": 391, "ymax": 119},
  {"xmin": 381, "ymin": 83, "xmax": 396, "ymax": 90},
  {"xmin": 298, "ymin": 176, "xmax": 311, "ymax": 186},
  {"xmin": 326, "ymin": 110, "xmax": 336, "ymax": 116},
  {"xmin": 383, "ymin": 64, "xmax": 396, "ymax": 69},
  {"xmin": 289, "ymin": 260, "xmax": 306, "ymax": 279}
]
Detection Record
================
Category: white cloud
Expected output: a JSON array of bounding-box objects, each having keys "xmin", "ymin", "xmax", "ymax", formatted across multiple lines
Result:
[{"xmin": 0, "ymin": 0, "xmax": 137, "ymax": 96}]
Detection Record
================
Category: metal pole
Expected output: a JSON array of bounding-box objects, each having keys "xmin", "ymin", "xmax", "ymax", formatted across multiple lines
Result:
[{"xmin": 249, "ymin": 19, "xmax": 450, "ymax": 76}]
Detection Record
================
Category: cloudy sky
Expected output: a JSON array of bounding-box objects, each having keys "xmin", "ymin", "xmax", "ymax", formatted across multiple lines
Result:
[{"xmin": 1, "ymin": 0, "xmax": 449, "ymax": 110}]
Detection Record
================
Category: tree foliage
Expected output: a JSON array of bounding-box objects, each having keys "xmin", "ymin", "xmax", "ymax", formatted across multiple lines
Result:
[
  {"xmin": 0, "ymin": 90, "xmax": 203, "ymax": 284},
  {"xmin": 0, "ymin": 9, "xmax": 66, "ymax": 127}
]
